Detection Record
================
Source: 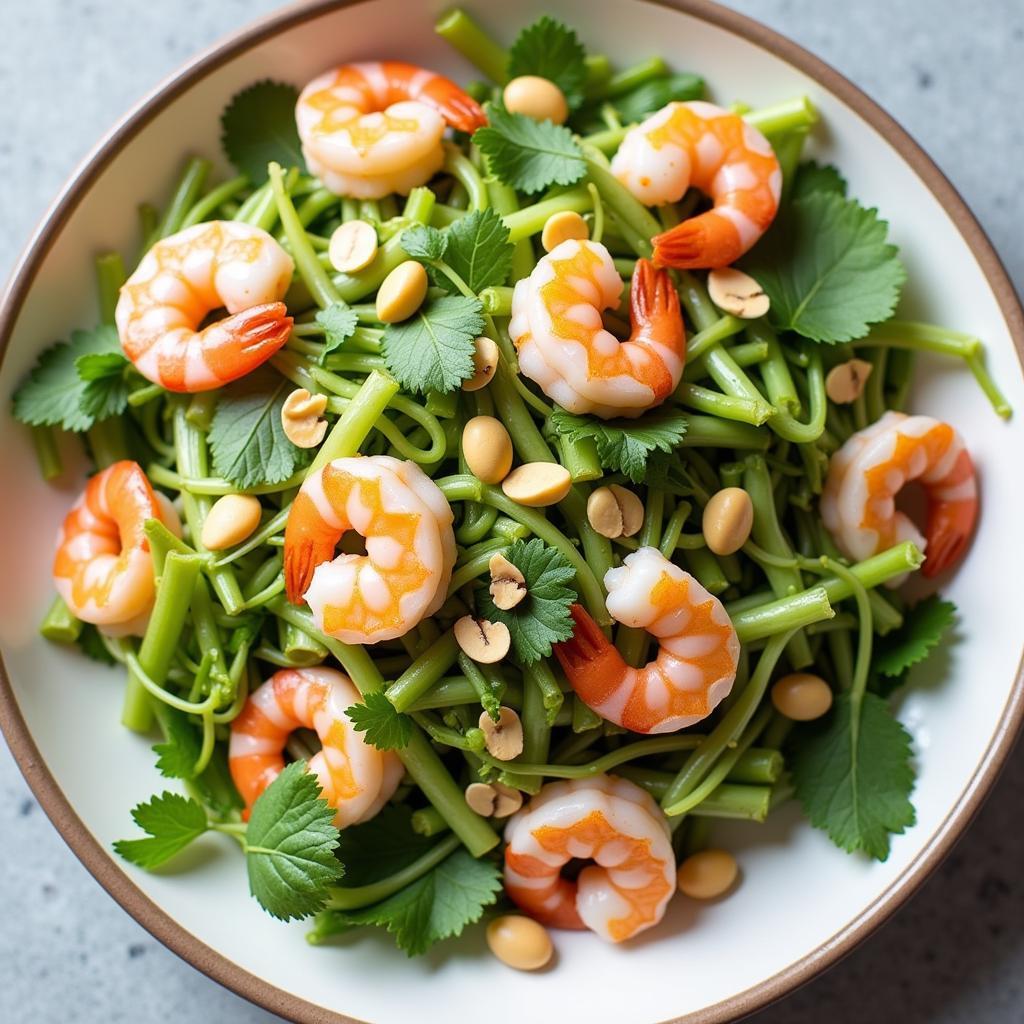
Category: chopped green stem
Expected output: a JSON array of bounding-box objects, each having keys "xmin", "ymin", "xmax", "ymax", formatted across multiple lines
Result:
[
  {"xmin": 744, "ymin": 96, "xmax": 818, "ymax": 138},
  {"xmin": 31, "ymin": 425, "xmax": 62, "ymax": 481},
  {"xmin": 386, "ymin": 631, "xmax": 460, "ymax": 713},
  {"xmin": 410, "ymin": 806, "xmax": 451, "ymax": 837},
  {"xmin": 95, "ymin": 252, "xmax": 126, "ymax": 326},
  {"xmin": 182, "ymin": 175, "xmax": 249, "ymax": 228},
  {"xmin": 40, "ymin": 595, "xmax": 82, "ymax": 644},
  {"xmin": 503, "ymin": 187, "xmax": 592, "ymax": 243},
  {"xmin": 444, "ymin": 145, "xmax": 488, "ymax": 211},
  {"xmin": 582, "ymin": 148, "xmax": 658, "ymax": 257},
  {"xmin": 434, "ymin": 8, "xmax": 508, "ymax": 83},
  {"xmin": 147, "ymin": 463, "xmax": 306, "ymax": 497},
  {"xmin": 618, "ymin": 770, "xmax": 772, "ymax": 822},
  {"xmin": 605, "ymin": 57, "xmax": 669, "ymax": 97},
  {"xmin": 680, "ymin": 415, "xmax": 769, "ymax": 450},
  {"xmin": 156, "ymin": 157, "xmax": 211, "ymax": 239},
  {"xmin": 676, "ymin": 383, "xmax": 773, "ymax": 425},
  {"xmin": 685, "ymin": 315, "xmax": 745, "ymax": 361},
  {"xmin": 730, "ymin": 587, "xmax": 834, "ymax": 643}
]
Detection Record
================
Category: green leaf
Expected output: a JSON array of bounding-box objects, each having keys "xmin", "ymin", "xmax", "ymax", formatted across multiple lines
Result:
[
  {"xmin": 77, "ymin": 350, "xmax": 132, "ymax": 423},
  {"xmin": 334, "ymin": 806, "xmax": 432, "ymax": 888},
  {"xmin": 508, "ymin": 16, "xmax": 588, "ymax": 110},
  {"xmin": 347, "ymin": 691, "xmax": 413, "ymax": 750},
  {"xmin": 208, "ymin": 366, "xmax": 307, "ymax": 488},
  {"xmin": 473, "ymin": 105, "xmax": 586, "ymax": 194},
  {"xmin": 221, "ymin": 80, "xmax": 306, "ymax": 184},
  {"xmin": 113, "ymin": 792, "xmax": 209, "ymax": 869},
  {"xmin": 315, "ymin": 303, "xmax": 359, "ymax": 362},
  {"xmin": 192, "ymin": 746, "xmax": 246, "ymax": 818},
  {"xmin": 792, "ymin": 691, "xmax": 916, "ymax": 861},
  {"xmin": 610, "ymin": 73, "xmax": 704, "ymax": 126},
  {"xmin": 401, "ymin": 224, "xmax": 449, "ymax": 262},
  {"xmin": 744, "ymin": 190, "xmax": 906, "ymax": 344},
  {"xmin": 245, "ymin": 761, "xmax": 344, "ymax": 921},
  {"xmin": 791, "ymin": 161, "xmax": 848, "ymax": 202},
  {"xmin": 478, "ymin": 538, "xmax": 576, "ymax": 664},
  {"xmin": 548, "ymin": 406, "xmax": 688, "ymax": 483},
  {"xmin": 382, "ymin": 295, "xmax": 484, "ymax": 394},
  {"xmin": 77, "ymin": 623, "xmax": 116, "ymax": 665},
  {"xmin": 152, "ymin": 707, "xmax": 201, "ymax": 780},
  {"xmin": 314, "ymin": 849, "xmax": 502, "ymax": 956},
  {"xmin": 873, "ymin": 596, "xmax": 957, "ymax": 678},
  {"xmin": 441, "ymin": 208, "xmax": 514, "ymax": 294},
  {"xmin": 12, "ymin": 325, "xmax": 124, "ymax": 432}
]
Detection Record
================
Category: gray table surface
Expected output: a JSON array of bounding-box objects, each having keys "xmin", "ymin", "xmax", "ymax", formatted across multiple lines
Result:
[{"xmin": 2, "ymin": 1, "xmax": 1022, "ymax": 1021}]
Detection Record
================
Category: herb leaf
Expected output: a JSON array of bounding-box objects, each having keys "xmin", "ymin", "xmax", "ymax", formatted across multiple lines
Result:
[
  {"xmin": 221, "ymin": 80, "xmax": 306, "ymax": 184},
  {"xmin": 610, "ymin": 74, "xmax": 704, "ymax": 125},
  {"xmin": 442, "ymin": 208, "xmax": 514, "ymax": 294},
  {"xmin": 382, "ymin": 295, "xmax": 484, "ymax": 394},
  {"xmin": 548, "ymin": 406, "xmax": 688, "ymax": 483},
  {"xmin": 113, "ymin": 792, "xmax": 209, "ymax": 869},
  {"xmin": 208, "ymin": 366, "xmax": 306, "ymax": 488},
  {"xmin": 873, "ymin": 596, "xmax": 957, "ymax": 678},
  {"xmin": 77, "ymin": 623, "xmax": 117, "ymax": 665},
  {"xmin": 245, "ymin": 761, "xmax": 344, "ymax": 921},
  {"xmin": 478, "ymin": 538, "xmax": 576, "ymax": 664},
  {"xmin": 792, "ymin": 691, "xmax": 916, "ymax": 861},
  {"xmin": 474, "ymin": 105, "xmax": 586, "ymax": 194},
  {"xmin": 401, "ymin": 224, "xmax": 449, "ymax": 262},
  {"xmin": 152, "ymin": 707, "xmax": 202, "ymax": 780},
  {"xmin": 309, "ymin": 848, "xmax": 502, "ymax": 956},
  {"xmin": 791, "ymin": 161, "xmax": 848, "ymax": 202},
  {"xmin": 12, "ymin": 325, "xmax": 126, "ymax": 432},
  {"xmin": 508, "ymin": 16, "xmax": 588, "ymax": 110},
  {"xmin": 334, "ymin": 806, "xmax": 432, "ymax": 888},
  {"xmin": 347, "ymin": 691, "xmax": 412, "ymax": 751},
  {"xmin": 315, "ymin": 303, "xmax": 359, "ymax": 362},
  {"xmin": 745, "ymin": 190, "xmax": 906, "ymax": 344}
]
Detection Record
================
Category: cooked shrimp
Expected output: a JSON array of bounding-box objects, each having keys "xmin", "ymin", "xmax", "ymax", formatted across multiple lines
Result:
[
  {"xmin": 229, "ymin": 667, "xmax": 400, "ymax": 827},
  {"xmin": 503, "ymin": 775, "xmax": 676, "ymax": 942},
  {"xmin": 821, "ymin": 410, "xmax": 978, "ymax": 579},
  {"xmin": 554, "ymin": 547, "xmax": 739, "ymax": 734},
  {"xmin": 52, "ymin": 460, "xmax": 180, "ymax": 631},
  {"xmin": 115, "ymin": 221, "xmax": 294, "ymax": 392},
  {"xmin": 284, "ymin": 455, "xmax": 455, "ymax": 644},
  {"xmin": 509, "ymin": 239, "xmax": 685, "ymax": 419},
  {"xmin": 296, "ymin": 62, "xmax": 487, "ymax": 199},
  {"xmin": 611, "ymin": 101, "xmax": 781, "ymax": 269}
]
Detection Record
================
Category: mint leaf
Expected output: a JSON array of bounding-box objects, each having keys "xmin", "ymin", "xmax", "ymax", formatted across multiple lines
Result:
[
  {"xmin": 442, "ymin": 208, "xmax": 514, "ymax": 294},
  {"xmin": 478, "ymin": 538, "xmax": 576, "ymax": 663},
  {"xmin": 474, "ymin": 105, "xmax": 586, "ymax": 194},
  {"xmin": 315, "ymin": 303, "xmax": 359, "ymax": 362},
  {"xmin": 208, "ymin": 366, "xmax": 307, "ymax": 488},
  {"xmin": 334, "ymin": 806, "xmax": 432, "ymax": 887},
  {"xmin": 401, "ymin": 224, "xmax": 449, "ymax": 262},
  {"xmin": 308, "ymin": 848, "xmax": 502, "ymax": 956},
  {"xmin": 153, "ymin": 707, "xmax": 201, "ymax": 780},
  {"xmin": 347, "ymin": 691, "xmax": 412, "ymax": 750},
  {"xmin": 245, "ymin": 761, "xmax": 344, "ymax": 921},
  {"xmin": 791, "ymin": 161, "xmax": 848, "ymax": 202},
  {"xmin": 792, "ymin": 691, "xmax": 916, "ymax": 860},
  {"xmin": 744, "ymin": 190, "xmax": 906, "ymax": 344},
  {"xmin": 548, "ymin": 406, "xmax": 687, "ymax": 482},
  {"xmin": 382, "ymin": 295, "xmax": 483, "ymax": 394},
  {"xmin": 221, "ymin": 80, "xmax": 305, "ymax": 183},
  {"xmin": 873, "ymin": 596, "xmax": 956, "ymax": 678},
  {"xmin": 113, "ymin": 792, "xmax": 209, "ymax": 869},
  {"xmin": 508, "ymin": 16, "xmax": 588, "ymax": 110},
  {"xmin": 12, "ymin": 325, "xmax": 125, "ymax": 432}
]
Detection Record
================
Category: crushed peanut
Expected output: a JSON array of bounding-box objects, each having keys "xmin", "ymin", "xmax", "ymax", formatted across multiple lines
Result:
[{"xmin": 488, "ymin": 552, "xmax": 527, "ymax": 610}]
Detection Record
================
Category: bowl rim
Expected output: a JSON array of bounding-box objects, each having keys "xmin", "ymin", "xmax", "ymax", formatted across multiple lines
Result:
[{"xmin": 1, "ymin": 1, "xmax": 1022, "ymax": 1022}]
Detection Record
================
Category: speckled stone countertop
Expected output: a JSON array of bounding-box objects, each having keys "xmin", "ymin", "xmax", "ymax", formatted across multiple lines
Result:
[{"xmin": 1, "ymin": 1, "xmax": 1022, "ymax": 1022}]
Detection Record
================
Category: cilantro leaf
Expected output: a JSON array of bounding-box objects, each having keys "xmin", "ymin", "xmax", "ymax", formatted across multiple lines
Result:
[
  {"xmin": 382, "ymin": 295, "xmax": 483, "ymax": 394},
  {"xmin": 315, "ymin": 303, "xmax": 359, "ymax": 363},
  {"xmin": 113, "ymin": 792, "xmax": 209, "ymax": 869},
  {"xmin": 153, "ymin": 707, "xmax": 201, "ymax": 780},
  {"xmin": 221, "ymin": 80, "xmax": 306, "ymax": 184},
  {"xmin": 245, "ymin": 761, "xmax": 344, "ymax": 921},
  {"xmin": 347, "ymin": 691, "xmax": 412, "ymax": 750},
  {"xmin": 12, "ymin": 325, "xmax": 125, "ymax": 432},
  {"xmin": 77, "ymin": 623, "xmax": 116, "ymax": 665},
  {"xmin": 442, "ymin": 208, "xmax": 514, "ymax": 294},
  {"xmin": 873, "ymin": 596, "xmax": 957, "ymax": 678},
  {"xmin": 792, "ymin": 691, "xmax": 916, "ymax": 861},
  {"xmin": 478, "ymin": 538, "xmax": 576, "ymax": 663},
  {"xmin": 474, "ymin": 105, "xmax": 586, "ymax": 194},
  {"xmin": 548, "ymin": 406, "xmax": 688, "ymax": 483},
  {"xmin": 334, "ymin": 806, "xmax": 432, "ymax": 887},
  {"xmin": 791, "ymin": 161, "xmax": 848, "ymax": 202},
  {"xmin": 208, "ymin": 366, "xmax": 307, "ymax": 488},
  {"xmin": 744, "ymin": 190, "xmax": 906, "ymax": 344},
  {"xmin": 308, "ymin": 848, "xmax": 502, "ymax": 956},
  {"xmin": 609, "ymin": 73, "xmax": 704, "ymax": 126},
  {"xmin": 77, "ymin": 350, "xmax": 133, "ymax": 423},
  {"xmin": 508, "ymin": 16, "xmax": 588, "ymax": 110},
  {"xmin": 401, "ymin": 224, "xmax": 449, "ymax": 262}
]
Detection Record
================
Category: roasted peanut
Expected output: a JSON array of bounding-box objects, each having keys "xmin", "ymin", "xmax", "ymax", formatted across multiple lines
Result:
[
  {"xmin": 478, "ymin": 706, "xmax": 524, "ymax": 760},
  {"xmin": 328, "ymin": 219, "xmax": 378, "ymax": 273},
  {"xmin": 462, "ymin": 415, "xmax": 514, "ymax": 484},
  {"xmin": 771, "ymin": 672, "xmax": 834, "ymax": 721},
  {"xmin": 462, "ymin": 336, "xmax": 500, "ymax": 392},
  {"xmin": 541, "ymin": 210, "xmax": 589, "ymax": 253},
  {"xmin": 825, "ymin": 359, "xmax": 873, "ymax": 404},
  {"xmin": 707, "ymin": 267, "xmax": 770, "ymax": 319},
  {"xmin": 454, "ymin": 615, "xmax": 511, "ymax": 664},
  {"xmin": 502, "ymin": 75, "xmax": 569, "ymax": 125},
  {"xmin": 501, "ymin": 462, "xmax": 572, "ymax": 507},
  {"xmin": 281, "ymin": 388, "xmax": 329, "ymax": 448},
  {"xmin": 702, "ymin": 487, "xmax": 754, "ymax": 556},
  {"xmin": 486, "ymin": 914, "xmax": 553, "ymax": 971},
  {"xmin": 200, "ymin": 494, "xmax": 262, "ymax": 551},
  {"xmin": 376, "ymin": 260, "xmax": 428, "ymax": 323},
  {"xmin": 677, "ymin": 849, "xmax": 739, "ymax": 900}
]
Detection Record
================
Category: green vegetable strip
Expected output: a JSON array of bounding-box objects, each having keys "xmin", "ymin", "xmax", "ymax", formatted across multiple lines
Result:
[
  {"xmin": 676, "ymin": 383, "xmax": 772, "ymax": 425},
  {"xmin": 444, "ymin": 146, "xmax": 488, "ymax": 211},
  {"xmin": 604, "ymin": 56, "xmax": 669, "ymax": 96},
  {"xmin": 278, "ymin": 619, "xmax": 328, "ymax": 666},
  {"xmin": 95, "ymin": 252, "xmax": 126, "ymax": 326},
  {"xmin": 486, "ymin": 181, "xmax": 535, "ymax": 285},
  {"xmin": 410, "ymin": 806, "xmax": 450, "ymax": 837},
  {"xmin": 385, "ymin": 631, "xmax": 460, "ymax": 712},
  {"xmin": 181, "ymin": 175, "xmax": 249, "ymax": 228},
  {"xmin": 582, "ymin": 149, "xmax": 658, "ymax": 257},
  {"xmin": 434, "ymin": 8, "xmax": 508, "ymax": 83},
  {"xmin": 122, "ymin": 552, "xmax": 202, "ymax": 732},
  {"xmin": 502, "ymin": 187, "xmax": 592, "ymax": 243},
  {"xmin": 730, "ymin": 586, "xmax": 834, "ymax": 642},
  {"xmin": 147, "ymin": 463, "xmax": 307, "ymax": 497},
  {"xmin": 407, "ymin": 676, "xmax": 524, "ymax": 712},
  {"xmin": 31, "ymin": 425, "xmax": 62, "ymax": 481},
  {"xmin": 743, "ymin": 96, "xmax": 818, "ymax": 138},
  {"xmin": 39, "ymin": 595, "xmax": 81, "ymax": 644},
  {"xmin": 524, "ymin": 659, "xmax": 563, "ymax": 730},
  {"xmin": 749, "ymin": 321, "xmax": 798, "ymax": 413},
  {"xmin": 156, "ymin": 157, "xmax": 211, "ymax": 239},
  {"xmin": 680, "ymin": 415, "xmax": 769, "ymax": 450},
  {"xmin": 772, "ymin": 128, "xmax": 809, "ymax": 201},
  {"xmin": 682, "ymin": 546, "xmax": 728, "ymax": 595},
  {"xmin": 458, "ymin": 653, "xmax": 501, "ymax": 721},
  {"xmin": 617, "ymin": 769, "xmax": 772, "ymax": 822},
  {"xmin": 138, "ymin": 202, "xmax": 159, "ymax": 253}
]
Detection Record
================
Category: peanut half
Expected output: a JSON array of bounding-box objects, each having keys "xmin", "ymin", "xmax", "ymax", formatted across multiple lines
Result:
[
  {"xmin": 489, "ymin": 552, "xmax": 527, "ymax": 610},
  {"xmin": 462, "ymin": 336, "xmax": 500, "ymax": 392},
  {"xmin": 454, "ymin": 615, "xmax": 511, "ymax": 664},
  {"xmin": 328, "ymin": 219, "xmax": 378, "ymax": 274},
  {"xmin": 586, "ymin": 485, "xmax": 644, "ymax": 539},
  {"xmin": 478, "ymin": 706, "xmax": 524, "ymax": 760},
  {"xmin": 501, "ymin": 462, "xmax": 572, "ymax": 507},
  {"xmin": 825, "ymin": 358, "xmax": 873, "ymax": 404},
  {"xmin": 281, "ymin": 388, "xmax": 328, "ymax": 448},
  {"xmin": 707, "ymin": 267, "xmax": 770, "ymax": 319}
]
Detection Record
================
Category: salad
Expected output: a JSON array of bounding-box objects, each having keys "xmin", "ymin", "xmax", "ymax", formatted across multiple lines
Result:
[{"xmin": 11, "ymin": 7, "xmax": 1009, "ymax": 968}]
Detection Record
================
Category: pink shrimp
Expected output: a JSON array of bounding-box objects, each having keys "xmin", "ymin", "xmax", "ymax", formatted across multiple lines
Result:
[
  {"xmin": 115, "ymin": 221, "xmax": 294, "ymax": 392},
  {"xmin": 503, "ymin": 775, "xmax": 676, "ymax": 942},
  {"xmin": 611, "ymin": 101, "xmax": 781, "ymax": 269},
  {"xmin": 554, "ymin": 547, "xmax": 739, "ymax": 734}
]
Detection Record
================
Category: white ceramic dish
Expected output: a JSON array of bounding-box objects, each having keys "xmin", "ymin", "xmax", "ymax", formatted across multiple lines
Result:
[{"xmin": 2, "ymin": 2, "xmax": 1022, "ymax": 1022}]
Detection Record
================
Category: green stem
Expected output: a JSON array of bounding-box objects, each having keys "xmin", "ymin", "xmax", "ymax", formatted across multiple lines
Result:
[
  {"xmin": 308, "ymin": 370, "xmax": 400, "ymax": 474},
  {"xmin": 40, "ymin": 596, "xmax": 82, "ymax": 644},
  {"xmin": 31, "ymin": 425, "xmax": 62, "ymax": 481},
  {"xmin": 156, "ymin": 157, "xmax": 211, "ymax": 239},
  {"xmin": 503, "ymin": 187, "xmax": 592, "ymax": 243},
  {"xmin": 95, "ymin": 252, "xmax": 126, "ymax": 325},
  {"xmin": 181, "ymin": 175, "xmax": 249, "ymax": 228},
  {"xmin": 434, "ymin": 8, "xmax": 508, "ymax": 83}
]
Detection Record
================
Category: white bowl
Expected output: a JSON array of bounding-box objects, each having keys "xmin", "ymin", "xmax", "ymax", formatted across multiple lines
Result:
[{"xmin": 1, "ymin": 2, "xmax": 1022, "ymax": 1022}]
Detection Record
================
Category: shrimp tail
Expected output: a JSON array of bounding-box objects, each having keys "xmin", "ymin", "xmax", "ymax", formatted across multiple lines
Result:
[
  {"xmin": 923, "ymin": 452, "xmax": 978, "ymax": 578},
  {"xmin": 553, "ymin": 604, "xmax": 629, "ymax": 709},
  {"xmin": 228, "ymin": 301, "xmax": 293, "ymax": 357},
  {"xmin": 652, "ymin": 212, "xmax": 740, "ymax": 270},
  {"xmin": 436, "ymin": 94, "xmax": 487, "ymax": 133},
  {"xmin": 283, "ymin": 491, "xmax": 339, "ymax": 604}
]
